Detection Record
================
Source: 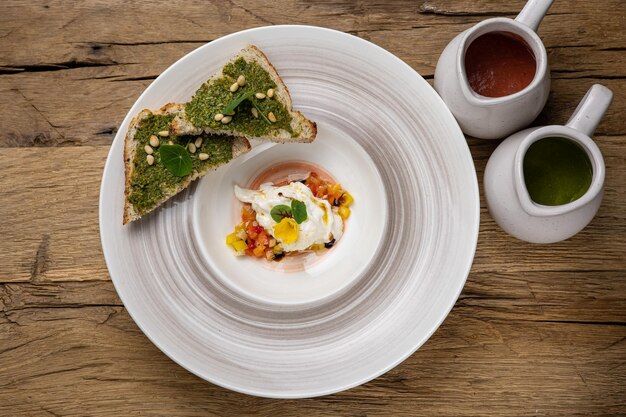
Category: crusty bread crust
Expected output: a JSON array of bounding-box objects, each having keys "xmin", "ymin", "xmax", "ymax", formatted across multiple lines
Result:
[
  {"xmin": 169, "ymin": 45, "xmax": 317, "ymax": 143},
  {"xmin": 123, "ymin": 103, "xmax": 251, "ymax": 224}
]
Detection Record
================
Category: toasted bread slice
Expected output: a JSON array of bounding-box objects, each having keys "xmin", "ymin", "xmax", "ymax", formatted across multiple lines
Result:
[
  {"xmin": 169, "ymin": 45, "xmax": 316, "ymax": 143},
  {"xmin": 123, "ymin": 103, "xmax": 251, "ymax": 224}
]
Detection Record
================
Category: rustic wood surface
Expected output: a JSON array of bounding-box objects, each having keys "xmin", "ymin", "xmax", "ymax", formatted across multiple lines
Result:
[{"xmin": 1, "ymin": 0, "xmax": 625, "ymax": 415}]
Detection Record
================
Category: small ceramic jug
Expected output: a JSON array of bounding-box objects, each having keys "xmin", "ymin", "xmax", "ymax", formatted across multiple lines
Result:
[
  {"xmin": 484, "ymin": 84, "xmax": 613, "ymax": 243},
  {"xmin": 434, "ymin": 0, "xmax": 554, "ymax": 139}
]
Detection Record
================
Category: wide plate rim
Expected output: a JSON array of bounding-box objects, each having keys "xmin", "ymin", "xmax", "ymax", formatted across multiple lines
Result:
[{"xmin": 99, "ymin": 24, "xmax": 480, "ymax": 398}]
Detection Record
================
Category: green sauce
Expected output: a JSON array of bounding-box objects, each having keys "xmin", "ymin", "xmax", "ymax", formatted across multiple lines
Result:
[
  {"xmin": 128, "ymin": 113, "xmax": 233, "ymax": 214},
  {"xmin": 184, "ymin": 58, "xmax": 294, "ymax": 137},
  {"xmin": 523, "ymin": 137, "xmax": 593, "ymax": 206}
]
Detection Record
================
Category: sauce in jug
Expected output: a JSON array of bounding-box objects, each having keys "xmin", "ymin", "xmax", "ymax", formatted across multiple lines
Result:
[
  {"xmin": 523, "ymin": 137, "xmax": 593, "ymax": 206},
  {"xmin": 465, "ymin": 31, "xmax": 537, "ymax": 97}
]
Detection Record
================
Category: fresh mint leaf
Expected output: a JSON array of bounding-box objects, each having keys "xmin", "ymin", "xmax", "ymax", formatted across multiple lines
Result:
[
  {"xmin": 160, "ymin": 144, "xmax": 192, "ymax": 177},
  {"xmin": 291, "ymin": 200, "xmax": 307, "ymax": 224},
  {"xmin": 270, "ymin": 205, "xmax": 292, "ymax": 223}
]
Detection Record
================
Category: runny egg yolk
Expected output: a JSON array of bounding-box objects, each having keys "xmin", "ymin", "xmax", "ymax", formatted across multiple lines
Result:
[{"xmin": 273, "ymin": 218, "xmax": 299, "ymax": 244}]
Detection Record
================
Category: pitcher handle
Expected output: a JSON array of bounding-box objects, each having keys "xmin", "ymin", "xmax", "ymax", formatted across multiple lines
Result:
[
  {"xmin": 515, "ymin": 0, "xmax": 555, "ymax": 32},
  {"xmin": 566, "ymin": 84, "xmax": 613, "ymax": 137}
]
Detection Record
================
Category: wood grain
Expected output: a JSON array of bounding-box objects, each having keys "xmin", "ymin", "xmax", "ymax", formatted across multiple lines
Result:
[
  {"xmin": 0, "ymin": 0, "xmax": 624, "ymax": 147},
  {"xmin": 1, "ymin": 276, "xmax": 625, "ymax": 416},
  {"xmin": 1, "ymin": 0, "xmax": 624, "ymax": 415},
  {"xmin": 0, "ymin": 147, "xmax": 106, "ymax": 282}
]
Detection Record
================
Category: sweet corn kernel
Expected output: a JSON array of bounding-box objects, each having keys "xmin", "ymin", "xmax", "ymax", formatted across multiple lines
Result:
[
  {"xmin": 226, "ymin": 233, "xmax": 238, "ymax": 245},
  {"xmin": 232, "ymin": 240, "xmax": 247, "ymax": 252},
  {"xmin": 338, "ymin": 206, "xmax": 351, "ymax": 220},
  {"xmin": 340, "ymin": 192, "xmax": 354, "ymax": 207},
  {"xmin": 329, "ymin": 183, "xmax": 342, "ymax": 196}
]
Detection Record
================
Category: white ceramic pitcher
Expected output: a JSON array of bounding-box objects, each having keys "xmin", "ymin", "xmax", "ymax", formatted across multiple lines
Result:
[
  {"xmin": 434, "ymin": 0, "xmax": 554, "ymax": 139},
  {"xmin": 484, "ymin": 84, "xmax": 613, "ymax": 243}
]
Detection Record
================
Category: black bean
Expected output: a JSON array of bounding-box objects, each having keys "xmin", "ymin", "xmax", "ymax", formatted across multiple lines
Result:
[{"xmin": 324, "ymin": 239, "xmax": 336, "ymax": 248}]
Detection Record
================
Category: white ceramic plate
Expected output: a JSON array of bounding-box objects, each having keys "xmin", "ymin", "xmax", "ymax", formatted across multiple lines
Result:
[{"xmin": 100, "ymin": 25, "xmax": 479, "ymax": 398}]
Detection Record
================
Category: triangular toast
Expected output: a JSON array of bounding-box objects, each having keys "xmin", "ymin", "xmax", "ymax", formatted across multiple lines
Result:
[
  {"xmin": 123, "ymin": 103, "xmax": 251, "ymax": 224},
  {"xmin": 168, "ymin": 45, "xmax": 316, "ymax": 143}
]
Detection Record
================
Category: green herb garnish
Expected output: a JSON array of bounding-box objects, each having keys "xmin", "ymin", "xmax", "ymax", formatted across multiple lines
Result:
[
  {"xmin": 270, "ymin": 205, "xmax": 292, "ymax": 223},
  {"xmin": 291, "ymin": 200, "xmax": 307, "ymax": 224},
  {"xmin": 270, "ymin": 200, "xmax": 308, "ymax": 224},
  {"xmin": 160, "ymin": 144, "xmax": 193, "ymax": 177},
  {"xmin": 223, "ymin": 91, "xmax": 255, "ymax": 115},
  {"xmin": 251, "ymin": 100, "xmax": 271, "ymax": 124}
]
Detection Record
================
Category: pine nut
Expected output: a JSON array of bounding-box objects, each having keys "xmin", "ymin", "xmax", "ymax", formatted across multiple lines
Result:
[
  {"xmin": 188, "ymin": 143, "xmax": 196, "ymax": 153},
  {"xmin": 149, "ymin": 135, "xmax": 159, "ymax": 147},
  {"xmin": 221, "ymin": 116, "xmax": 232, "ymax": 124},
  {"xmin": 144, "ymin": 145, "xmax": 153, "ymax": 155},
  {"xmin": 146, "ymin": 154, "xmax": 155, "ymax": 165},
  {"xmin": 230, "ymin": 82, "xmax": 239, "ymax": 92},
  {"xmin": 168, "ymin": 140, "xmax": 173, "ymax": 145},
  {"xmin": 237, "ymin": 75, "xmax": 246, "ymax": 86},
  {"xmin": 158, "ymin": 130, "xmax": 169, "ymax": 137},
  {"xmin": 267, "ymin": 88, "xmax": 274, "ymax": 98},
  {"xmin": 194, "ymin": 137, "xmax": 202, "ymax": 148},
  {"xmin": 268, "ymin": 112, "xmax": 277, "ymax": 123},
  {"xmin": 255, "ymin": 92, "xmax": 266, "ymax": 99},
  {"xmin": 198, "ymin": 153, "xmax": 209, "ymax": 160},
  {"xmin": 214, "ymin": 113, "xmax": 224, "ymax": 121},
  {"xmin": 251, "ymin": 107, "xmax": 259, "ymax": 118},
  {"xmin": 226, "ymin": 110, "xmax": 235, "ymax": 116}
]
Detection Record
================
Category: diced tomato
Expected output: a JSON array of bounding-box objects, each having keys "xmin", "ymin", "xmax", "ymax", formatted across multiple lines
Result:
[
  {"xmin": 247, "ymin": 240, "xmax": 256, "ymax": 250},
  {"xmin": 252, "ymin": 244, "xmax": 266, "ymax": 257},
  {"xmin": 246, "ymin": 222, "xmax": 259, "ymax": 239},
  {"xmin": 316, "ymin": 184, "xmax": 328, "ymax": 199},
  {"xmin": 241, "ymin": 205, "xmax": 256, "ymax": 222},
  {"xmin": 305, "ymin": 172, "xmax": 322, "ymax": 195},
  {"xmin": 257, "ymin": 229, "xmax": 269, "ymax": 246}
]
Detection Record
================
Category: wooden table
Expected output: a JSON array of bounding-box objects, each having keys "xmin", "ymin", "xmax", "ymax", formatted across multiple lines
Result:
[{"xmin": 1, "ymin": 1, "xmax": 624, "ymax": 415}]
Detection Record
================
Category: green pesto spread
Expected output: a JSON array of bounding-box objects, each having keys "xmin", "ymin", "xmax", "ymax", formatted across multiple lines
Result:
[
  {"xmin": 185, "ymin": 58, "xmax": 295, "ymax": 137},
  {"xmin": 128, "ymin": 113, "xmax": 233, "ymax": 214}
]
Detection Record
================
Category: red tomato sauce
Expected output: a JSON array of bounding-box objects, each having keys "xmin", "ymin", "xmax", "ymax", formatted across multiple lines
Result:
[{"xmin": 464, "ymin": 31, "xmax": 536, "ymax": 98}]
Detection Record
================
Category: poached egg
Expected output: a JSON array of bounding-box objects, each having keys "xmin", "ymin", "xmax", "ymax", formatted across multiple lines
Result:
[{"xmin": 234, "ymin": 181, "xmax": 343, "ymax": 252}]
